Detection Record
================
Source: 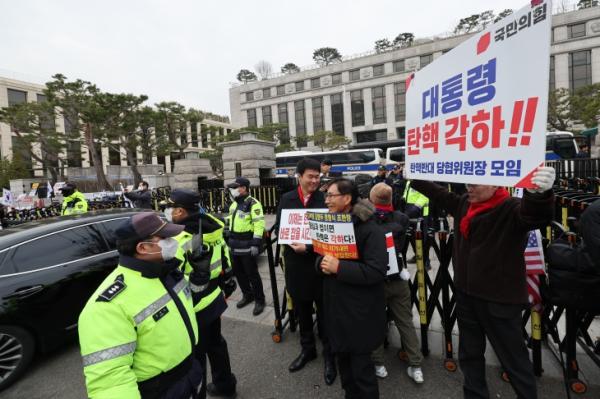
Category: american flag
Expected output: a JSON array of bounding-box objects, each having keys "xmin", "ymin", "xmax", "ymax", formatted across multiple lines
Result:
[{"xmin": 525, "ymin": 230, "xmax": 545, "ymax": 311}]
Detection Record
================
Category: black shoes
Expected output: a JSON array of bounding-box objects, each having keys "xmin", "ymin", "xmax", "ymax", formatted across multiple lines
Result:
[
  {"xmin": 236, "ymin": 296, "xmax": 254, "ymax": 309},
  {"xmin": 324, "ymin": 355, "xmax": 337, "ymax": 386},
  {"xmin": 206, "ymin": 374, "xmax": 237, "ymax": 398},
  {"xmin": 288, "ymin": 350, "xmax": 317, "ymax": 372},
  {"xmin": 253, "ymin": 300, "xmax": 265, "ymax": 316}
]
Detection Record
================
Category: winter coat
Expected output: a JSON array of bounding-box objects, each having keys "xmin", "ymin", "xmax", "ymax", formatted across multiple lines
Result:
[
  {"xmin": 124, "ymin": 189, "xmax": 152, "ymax": 209},
  {"xmin": 275, "ymin": 188, "xmax": 326, "ymax": 301},
  {"xmin": 317, "ymin": 199, "xmax": 388, "ymax": 354},
  {"xmin": 410, "ymin": 180, "xmax": 554, "ymax": 305}
]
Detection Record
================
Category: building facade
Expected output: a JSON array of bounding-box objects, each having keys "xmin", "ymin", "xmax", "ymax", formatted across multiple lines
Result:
[
  {"xmin": 0, "ymin": 76, "xmax": 234, "ymax": 177},
  {"xmin": 229, "ymin": 6, "xmax": 600, "ymax": 149}
]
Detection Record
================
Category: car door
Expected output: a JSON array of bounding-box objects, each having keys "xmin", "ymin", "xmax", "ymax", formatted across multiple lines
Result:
[{"xmin": 0, "ymin": 222, "xmax": 117, "ymax": 351}]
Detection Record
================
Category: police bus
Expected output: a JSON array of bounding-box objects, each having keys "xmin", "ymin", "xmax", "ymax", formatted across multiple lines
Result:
[
  {"xmin": 546, "ymin": 131, "xmax": 580, "ymax": 160},
  {"xmin": 275, "ymin": 148, "xmax": 385, "ymax": 177}
]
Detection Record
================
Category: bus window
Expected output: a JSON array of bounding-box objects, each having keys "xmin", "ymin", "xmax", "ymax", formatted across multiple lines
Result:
[{"xmin": 388, "ymin": 148, "xmax": 405, "ymax": 163}]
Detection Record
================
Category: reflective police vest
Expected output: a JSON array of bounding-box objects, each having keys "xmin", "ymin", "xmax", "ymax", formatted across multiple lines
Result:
[
  {"xmin": 227, "ymin": 195, "xmax": 265, "ymax": 251},
  {"xmin": 403, "ymin": 181, "xmax": 430, "ymax": 217},
  {"xmin": 174, "ymin": 213, "xmax": 230, "ymax": 312},
  {"xmin": 62, "ymin": 191, "xmax": 88, "ymax": 215},
  {"xmin": 78, "ymin": 262, "xmax": 197, "ymax": 398}
]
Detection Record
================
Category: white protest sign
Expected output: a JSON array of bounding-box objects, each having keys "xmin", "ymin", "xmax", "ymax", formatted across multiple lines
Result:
[
  {"xmin": 307, "ymin": 212, "xmax": 358, "ymax": 260},
  {"xmin": 278, "ymin": 208, "xmax": 328, "ymax": 244},
  {"xmin": 406, "ymin": 0, "xmax": 552, "ymax": 187},
  {"xmin": 385, "ymin": 232, "xmax": 400, "ymax": 276}
]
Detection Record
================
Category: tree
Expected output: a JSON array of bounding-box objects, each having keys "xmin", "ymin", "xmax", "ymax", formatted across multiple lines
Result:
[
  {"xmin": 570, "ymin": 84, "xmax": 600, "ymax": 128},
  {"xmin": 374, "ymin": 38, "xmax": 394, "ymax": 53},
  {"xmin": 0, "ymin": 156, "xmax": 29, "ymax": 189},
  {"xmin": 454, "ymin": 14, "xmax": 483, "ymax": 34},
  {"xmin": 392, "ymin": 33, "xmax": 414, "ymax": 48},
  {"xmin": 547, "ymin": 88, "xmax": 573, "ymax": 131},
  {"xmin": 281, "ymin": 63, "xmax": 300, "ymax": 74},
  {"xmin": 255, "ymin": 60, "xmax": 272, "ymax": 80},
  {"xmin": 0, "ymin": 101, "xmax": 66, "ymax": 183},
  {"xmin": 308, "ymin": 130, "xmax": 351, "ymax": 151},
  {"xmin": 494, "ymin": 9, "xmax": 513, "ymax": 23},
  {"xmin": 236, "ymin": 69, "xmax": 257, "ymax": 83},
  {"xmin": 578, "ymin": 0, "xmax": 599, "ymax": 9},
  {"xmin": 478, "ymin": 10, "xmax": 495, "ymax": 28},
  {"xmin": 313, "ymin": 47, "xmax": 342, "ymax": 66},
  {"xmin": 44, "ymin": 74, "xmax": 113, "ymax": 190},
  {"xmin": 154, "ymin": 101, "xmax": 189, "ymax": 161}
]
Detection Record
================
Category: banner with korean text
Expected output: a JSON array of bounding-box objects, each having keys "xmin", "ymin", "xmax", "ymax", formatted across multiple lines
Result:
[
  {"xmin": 278, "ymin": 208, "xmax": 328, "ymax": 245},
  {"xmin": 406, "ymin": 0, "xmax": 552, "ymax": 187},
  {"xmin": 307, "ymin": 212, "xmax": 358, "ymax": 259}
]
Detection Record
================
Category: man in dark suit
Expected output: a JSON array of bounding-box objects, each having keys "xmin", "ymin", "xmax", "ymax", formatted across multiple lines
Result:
[{"xmin": 276, "ymin": 158, "xmax": 337, "ymax": 386}]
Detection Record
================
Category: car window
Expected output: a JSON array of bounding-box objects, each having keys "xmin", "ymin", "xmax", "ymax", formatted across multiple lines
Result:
[
  {"xmin": 10, "ymin": 225, "xmax": 107, "ymax": 273},
  {"xmin": 0, "ymin": 250, "xmax": 15, "ymax": 276},
  {"xmin": 99, "ymin": 218, "xmax": 130, "ymax": 251}
]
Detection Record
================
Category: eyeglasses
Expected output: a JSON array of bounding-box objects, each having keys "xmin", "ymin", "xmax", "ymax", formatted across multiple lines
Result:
[{"xmin": 325, "ymin": 193, "xmax": 345, "ymax": 198}]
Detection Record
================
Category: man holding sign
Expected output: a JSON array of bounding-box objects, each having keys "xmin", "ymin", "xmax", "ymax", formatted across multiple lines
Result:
[
  {"xmin": 275, "ymin": 158, "xmax": 337, "ymax": 385},
  {"xmin": 316, "ymin": 178, "xmax": 387, "ymax": 399}
]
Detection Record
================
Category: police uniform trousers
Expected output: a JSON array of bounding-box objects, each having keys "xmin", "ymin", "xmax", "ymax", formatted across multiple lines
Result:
[
  {"xmin": 337, "ymin": 353, "xmax": 378, "ymax": 399},
  {"xmin": 456, "ymin": 290, "xmax": 537, "ymax": 399},
  {"xmin": 232, "ymin": 253, "xmax": 265, "ymax": 301}
]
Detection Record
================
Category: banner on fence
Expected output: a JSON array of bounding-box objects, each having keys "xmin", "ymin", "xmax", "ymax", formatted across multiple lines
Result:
[
  {"xmin": 278, "ymin": 208, "xmax": 328, "ymax": 244},
  {"xmin": 406, "ymin": 0, "xmax": 552, "ymax": 187},
  {"xmin": 307, "ymin": 212, "xmax": 358, "ymax": 259}
]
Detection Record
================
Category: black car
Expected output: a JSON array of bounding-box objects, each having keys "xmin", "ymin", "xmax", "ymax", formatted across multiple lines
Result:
[{"xmin": 0, "ymin": 209, "xmax": 146, "ymax": 390}]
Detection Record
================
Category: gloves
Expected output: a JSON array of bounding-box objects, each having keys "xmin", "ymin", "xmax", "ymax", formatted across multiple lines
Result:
[
  {"xmin": 186, "ymin": 251, "xmax": 211, "ymax": 290},
  {"xmin": 400, "ymin": 268, "xmax": 411, "ymax": 281},
  {"xmin": 221, "ymin": 273, "xmax": 237, "ymax": 299},
  {"xmin": 526, "ymin": 166, "xmax": 556, "ymax": 194},
  {"xmin": 250, "ymin": 246, "xmax": 260, "ymax": 257}
]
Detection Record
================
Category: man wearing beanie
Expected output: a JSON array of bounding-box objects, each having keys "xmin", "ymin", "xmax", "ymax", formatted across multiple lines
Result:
[{"xmin": 369, "ymin": 183, "xmax": 425, "ymax": 383}]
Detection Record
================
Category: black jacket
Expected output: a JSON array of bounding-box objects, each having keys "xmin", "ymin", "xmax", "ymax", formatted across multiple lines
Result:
[
  {"xmin": 411, "ymin": 180, "xmax": 554, "ymax": 305},
  {"xmin": 547, "ymin": 199, "xmax": 600, "ymax": 275},
  {"xmin": 275, "ymin": 188, "xmax": 326, "ymax": 301},
  {"xmin": 317, "ymin": 199, "xmax": 387, "ymax": 354},
  {"xmin": 124, "ymin": 189, "xmax": 153, "ymax": 209}
]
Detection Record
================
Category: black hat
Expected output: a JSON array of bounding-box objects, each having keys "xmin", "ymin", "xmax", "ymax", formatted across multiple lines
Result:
[
  {"xmin": 115, "ymin": 212, "xmax": 183, "ymax": 241},
  {"xmin": 321, "ymin": 159, "xmax": 333, "ymax": 166},
  {"xmin": 226, "ymin": 177, "xmax": 250, "ymax": 189},
  {"xmin": 166, "ymin": 189, "xmax": 201, "ymax": 209},
  {"xmin": 378, "ymin": 165, "xmax": 387, "ymax": 171},
  {"xmin": 392, "ymin": 164, "xmax": 401, "ymax": 170}
]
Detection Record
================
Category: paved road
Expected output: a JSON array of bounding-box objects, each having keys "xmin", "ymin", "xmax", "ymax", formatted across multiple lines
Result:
[{"xmin": 3, "ymin": 316, "xmax": 599, "ymax": 399}]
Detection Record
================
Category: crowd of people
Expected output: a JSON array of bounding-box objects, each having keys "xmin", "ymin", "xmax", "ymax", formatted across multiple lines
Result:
[{"xmin": 70, "ymin": 153, "xmax": 600, "ymax": 399}]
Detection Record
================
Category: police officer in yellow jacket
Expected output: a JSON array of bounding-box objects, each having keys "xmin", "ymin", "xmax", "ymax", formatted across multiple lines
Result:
[
  {"xmin": 403, "ymin": 180, "xmax": 430, "ymax": 266},
  {"xmin": 60, "ymin": 183, "xmax": 88, "ymax": 215},
  {"xmin": 78, "ymin": 212, "xmax": 203, "ymax": 399},
  {"xmin": 164, "ymin": 189, "xmax": 238, "ymax": 399},
  {"xmin": 226, "ymin": 177, "xmax": 266, "ymax": 316}
]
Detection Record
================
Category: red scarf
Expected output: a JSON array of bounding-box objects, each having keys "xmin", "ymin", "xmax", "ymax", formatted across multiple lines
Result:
[
  {"xmin": 297, "ymin": 186, "xmax": 312, "ymax": 207},
  {"xmin": 375, "ymin": 204, "xmax": 394, "ymax": 212},
  {"xmin": 460, "ymin": 188, "xmax": 510, "ymax": 238}
]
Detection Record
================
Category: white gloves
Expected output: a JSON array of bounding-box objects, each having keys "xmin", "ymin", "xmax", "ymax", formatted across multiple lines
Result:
[
  {"xmin": 526, "ymin": 166, "xmax": 556, "ymax": 194},
  {"xmin": 400, "ymin": 268, "xmax": 411, "ymax": 281}
]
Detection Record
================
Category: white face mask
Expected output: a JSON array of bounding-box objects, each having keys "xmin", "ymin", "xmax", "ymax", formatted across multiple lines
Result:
[
  {"xmin": 164, "ymin": 207, "xmax": 174, "ymax": 223},
  {"xmin": 138, "ymin": 185, "xmax": 144, "ymax": 190},
  {"xmin": 157, "ymin": 238, "xmax": 179, "ymax": 261},
  {"xmin": 229, "ymin": 188, "xmax": 241, "ymax": 198}
]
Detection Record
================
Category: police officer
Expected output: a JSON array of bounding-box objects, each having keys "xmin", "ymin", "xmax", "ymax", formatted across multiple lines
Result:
[
  {"xmin": 59, "ymin": 182, "xmax": 88, "ymax": 215},
  {"xmin": 389, "ymin": 164, "xmax": 406, "ymax": 210},
  {"xmin": 403, "ymin": 179, "xmax": 430, "ymax": 266},
  {"xmin": 165, "ymin": 189, "xmax": 238, "ymax": 399},
  {"xmin": 78, "ymin": 212, "xmax": 202, "ymax": 398},
  {"xmin": 226, "ymin": 177, "xmax": 266, "ymax": 316},
  {"xmin": 370, "ymin": 165, "xmax": 392, "ymax": 187}
]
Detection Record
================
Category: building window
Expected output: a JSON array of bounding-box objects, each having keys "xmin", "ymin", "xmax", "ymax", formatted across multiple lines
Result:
[
  {"xmin": 191, "ymin": 123, "xmax": 198, "ymax": 147},
  {"xmin": 396, "ymin": 127, "xmax": 406, "ymax": 140},
  {"xmin": 311, "ymin": 78, "xmax": 320, "ymax": 89},
  {"xmin": 373, "ymin": 64, "xmax": 384, "ymax": 77},
  {"xmin": 569, "ymin": 50, "xmax": 592, "ymax": 91},
  {"xmin": 200, "ymin": 124, "xmax": 208, "ymax": 148},
  {"xmin": 568, "ymin": 23, "xmax": 586, "ymax": 39},
  {"xmin": 36, "ymin": 94, "xmax": 55, "ymax": 130},
  {"xmin": 394, "ymin": 82, "xmax": 406, "ymax": 121},
  {"xmin": 262, "ymin": 106, "xmax": 272, "ymax": 125},
  {"xmin": 295, "ymin": 81, "xmax": 304, "ymax": 92},
  {"xmin": 277, "ymin": 85, "xmax": 285, "ymax": 95},
  {"xmin": 332, "ymin": 73, "xmax": 342, "ymax": 85},
  {"xmin": 312, "ymin": 97, "xmax": 324, "ymax": 132},
  {"xmin": 393, "ymin": 60, "xmax": 405, "ymax": 73},
  {"xmin": 420, "ymin": 54, "xmax": 433, "ymax": 68},
  {"xmin": 355, "ymin": 129, "xmax": 387, "ymax": 144},
  {"xmin": 109, "ymin": 146, "xmax": 121, "ymax": 165},
  {"xmin": 331, "ymin": 93, "xmax": 344, "ymax": 136},
  {"xmin": 295, "ymin": 100, "xmax": 307, "ymax": 147},
  {"xmin": 349, "ymin": 69, "xmax": 360, "ymax": 81},
  {"xmin": 549, "ymin": 56, "xmax": 555, "ymax": 92},
  {"xmin": 67, "ymin": 140, "xmax": 82, "ymax": 167},
  {"xmin": 263, "ymin": 88, "xmax": 271, "ymax": 99},
  {"xmin": 350, "ymin": 90, "xmax": 364, "ymax": 127},
  {"xmin": 277, "ymin": 104, "xmax": 290, "ymax": 144},
  {"xmin": 245, "ymin": 92, "xmax": 254, "ymax": 101},
  {"xmin": 7, "ymin": 88, "xmax": 27, "ymax": 106},
  {"xmin": 247, "ymin": 109, "xmax": 257, "ymax": 127},
  {"xmin": 372, "ymin": 86, "xmax": 387, "ymax": 124}
]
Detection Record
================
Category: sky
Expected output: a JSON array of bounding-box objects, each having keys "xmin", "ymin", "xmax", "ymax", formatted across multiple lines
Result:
[{"xmin": 0, "ymin": 0, "xmax": 558, "ymax": 117}]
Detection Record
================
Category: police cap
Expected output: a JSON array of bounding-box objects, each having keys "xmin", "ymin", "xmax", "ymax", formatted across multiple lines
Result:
[
  {"xmin": 226, "ymin": 177, "xmax": 250, "ymax": 189},
  {"xmin": 166, "ymin": 189, "xmax": 201, "ymax": 210}
]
